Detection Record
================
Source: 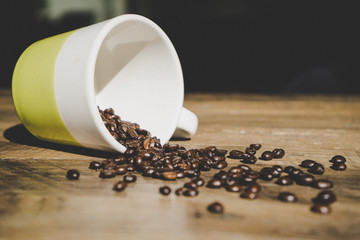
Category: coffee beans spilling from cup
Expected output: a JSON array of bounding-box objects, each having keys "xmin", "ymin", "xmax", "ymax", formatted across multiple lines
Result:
[{"xmin": 66, "ymin": 107, "xmax": 347, "ymax": 215}]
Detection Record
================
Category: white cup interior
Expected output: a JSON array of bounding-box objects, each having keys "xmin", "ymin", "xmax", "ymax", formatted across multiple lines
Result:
[{"xmin": 93, "ymin": 17, "xmax": 184, "ymax": 148}]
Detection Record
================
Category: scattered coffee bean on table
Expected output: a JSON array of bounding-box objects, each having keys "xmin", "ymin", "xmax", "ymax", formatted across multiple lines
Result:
[
  {"xmin": 312, "ymin": 179, "xmax": 333, "ymax": 189},
  {"xmin": 159, "ymin": 186, "xmax": 171, "ymax": 196},
  {"xmin": 99, "ymin": 169, "xmax": 117, "ymax": 178},
  {"xmin": 308, "ymin": 163, "xmax": 325, "ymax": 175},
  {"xmin": 275, "ymin": 175, "xmax": 293, "ymax": 186},
  {"xmin": 240, "ymin": 191, "xmax": 257, "ymax": 199},
  {"xmin": 330, "ymin": 155, "xmax": 346, "ymax": 163},
  {"xmin": 278, "ymin": 192, "xmax": 298, "ymax": 202},
  {"xmin": 124, "ymin": 174, "xmax": 137, "ymax": 183},
  {"xmin": 183, "ymin": 188, "xmax": 199, "ymax": 197},
  {"xmin": 311, "ymin": 204, "xmax": 331, "ymax": 214},
  {"xmin": 260, "ymin": 151, "xmax": 274, "ymax": 160},
  {"xmin": 299, "ymin": 160, "xmax": 317, "ymax": 168},
  {"xmin": 113, "ymin": 181, "xmax": 127, "ymax": 192},
  {"xmin": 207, "ymin": 202, "xmax": 224, "ymax": 214},
  {"xmin": 66, "ymin": 169, "xmax": 80, "ymax": 180},
  {"xmin": 331, "ymin": 162, "xmax": 347, "ymax": 171},
  {"xmin": 89, "ymin": 161, "xmax": 102, "ymax": 170},
  {"xmin": 272, "ymin": 148, "xmax": 285, "ymax": 158},
  {"xmin": 313, "ymin": 190, "xmax": 337, "ymax": 204},
  {"xmin": 250, "ymin": 144, "xmax": 262, "ymax": 150}
]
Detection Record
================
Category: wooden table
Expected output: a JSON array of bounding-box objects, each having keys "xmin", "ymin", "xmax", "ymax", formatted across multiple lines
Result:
[{"xmin": 1, "ymin": 89, "xmax": 360, "ymax": 240}]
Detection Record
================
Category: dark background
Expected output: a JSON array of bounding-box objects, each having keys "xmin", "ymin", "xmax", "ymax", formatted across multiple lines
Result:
[{"xmin": 1, "ymin": 0, "xmax": 359, "ymax": 94}]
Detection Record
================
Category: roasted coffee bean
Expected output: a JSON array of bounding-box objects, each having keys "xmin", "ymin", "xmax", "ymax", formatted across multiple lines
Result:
[
  {"xmin": 313, "ymin": 190, "xmax": 336, "ymax": 204},
  {"xmin": 163, "ymin": 143, "xmax": 180, "ymax": 152},
  {"xmin": 183, "ymin": 188, "xmax": 199, "ymax": 197},
  {"xmin": 123, "ymin": 174, "xmax": 137, "ymax": 183},
  {"xmin": 113, "ymin": 156, "xmax": 127, "ymax": 165},
  {"xmin": 229, "ymin": 150, "xmax": 245, "ymax": 159},
  {"xmin": 184, "ymin": 182, "xmax": 198, "ymax": 189},
  {"xmin": 289, "ymin": 168, "xmax": 303, "ymax": 179},
  {"xmin": 162, "ymin": 171, "xmax": 177, "ymax": 180},
  {"xmin": 308, "ymin": 163, "xmax": 325, "ymax": 175},
  {"xmin": 176, "ymin": 171, "xmax": 186, "ymax": 179},
  {"xmin": 242, "ymin": 155, "xmax": 257, "ymax": 164},
  {"xmin": 245, "ymin": 183, "xmax": 261, "ymax": 193},
  {"xmin": 104, "ymin": 108, "xmax": 115, "ymax": 115},
  {"xmin": 228, "ymin": 167, "xmax": 243, "ymax": 174},
  {"xmin": 272, "ymin": 165, "xmax": 283, "ymax": 174},
  {"xmin": 330, "ymin": 155, "xmax": 346, "ymax": 163},
  {"xmin": 159, "ymin": 186, "xmax": 171, "ymax": 196},
  {"xmin": 245, "ymin": 147, "xmax": 256, "ymax": 155},
  {"xmin": 275, "ymin": 176, "xmax": 293, "ymax": 185},
  {"xmin": 192, "ymin": 178, "xmax": 205, "ymax": 187},
  {"xmin": 240, "ymin": 191, "xmax": 257, "ymax": 199},
  {"xmin": 207, "ymin": 202, "xmax": 224, "ymax": 214},
  {"xmin": 223, "ymin": 177, "xmax": 238, "ymax": 187},
  {"xmin": 185, "ymin": 170, "xmax": 198, "ymax": 178},
  {"xmin": 226, "ymin": 184, "xmax": 242, "ymax": 192},
  {"xmin": 260, "ymin": 167, "xmax": 274, "ymax": 181},
  {"xmin": 296, "ymin": 173, "xmax": 315, "ymax": 186},
  {"xmin": 215, "ymin": 149, "xmax": 228, "ymax": 156},
  {"xmin": 284, "ymin": 166, "xmax": 296, "ymax": 174},
  {"xmin": 245, "ymin": 170, "xmax": 260, "ymax": 179},
  {"xmin": 250, "ymin": 144, "xmax": 262, "ymax": 150},
  {"xmin": 113, "ymin": 181, "xmax": 127, "ymax": 192},
  {"xmin": 142, "ymin": 168, "xmax": 156, "ymax": 177},
  {"xmin": 300, "ymin": 159, "xmax": 317, "ymax": 168},
  {"xmin": 331, "ymin": 162, "xmax": 347, "ymax": 171},
  {"xmin": 260, "ymin": 151, "xmax": 274, "ymax": 160},
  {"xmin": 66, "ymin": 169, "xmax": 80, "ymax": 180},
  {"xmin": 212, "ymin": 155, "xmax": 226, "ymax": 162},
  {"xmin": 126, "ymin": 165, "xmax": 135, "ymax": 171},
  {"xmin": 311, "ymin": 204, "xmax": 331, "ymax": 214},
  {"xmin": 239, "ymin": 176, "xmax": 256, "ymax": 186},
  {"xmin": 207, "ymin": 179, "xmax": 222, "ymax": 188},
  {"xmin": 99, "ymin": 169, "xmax": 116, "ymax": 178},
  {"xmin": 312, "ymin": 179, "xmax": 333, "ymax": 189},
  {"xmin": 278, "ymin": 192, "xmax": 297, "ymax": 202},
  {"xmin": 214, "ymin": 170, "xmax": 228, "ymax": 180},
  {"xmin": 200, "ymin": 162, "xmax": 211, "ymax": 171},
  {"xmin": 175, "ymin": 188, "xmax": 184, "ymax": 196},
  {"xmin": 89, "ymin": 161, "xmax": 101, "ymax": 170},
  {"xmin": 115, "ymin": 166, "xmax": 127, "ymax": 175},
  {"xmin": 228, "ymin": 172, "xmax": 242, "ymax": 179},
  {"xmin": 272, "ymin": 148, "xmax": 285, "ymax": 158},
  {"xmin": 124, "ymin": 148, "xmax": 136, "ymax": 157},
  {"xmin": 271, "ymin": 168, "xmax": 282, "ymax": 178},
  {"xmin": 238, "ymin": 164, "xmax": 251, "ymax": 172},
  {"xmin": 213, "ymin": 160, "xmax": 227, "ymax": 169}
]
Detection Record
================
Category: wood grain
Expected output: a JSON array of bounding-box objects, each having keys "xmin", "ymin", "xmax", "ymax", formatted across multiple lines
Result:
[{"xmin": 1, "ymin": 89, "xmax": 360, "ymax": 240}]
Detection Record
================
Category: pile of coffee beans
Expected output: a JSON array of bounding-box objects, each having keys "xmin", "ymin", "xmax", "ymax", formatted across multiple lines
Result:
[{"xmin": 66, "ymin": 107, "xmax": 347, "ymax": 215}]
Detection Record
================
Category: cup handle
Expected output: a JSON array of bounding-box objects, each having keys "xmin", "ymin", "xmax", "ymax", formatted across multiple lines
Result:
[{"xmin": 172, "ymin": 107, "xmax": 198, "ymax": 139}]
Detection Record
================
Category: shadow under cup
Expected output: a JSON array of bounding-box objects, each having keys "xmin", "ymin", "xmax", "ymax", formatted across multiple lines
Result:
[{"xmin": 13, "ymin": 15, "xmax": 190, "ymax": 153}]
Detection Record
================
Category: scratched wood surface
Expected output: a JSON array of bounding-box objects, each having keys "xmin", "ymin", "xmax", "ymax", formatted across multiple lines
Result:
[{"xmin": 1, "ymin": 89, "xmax": 360, "ymax": 240}]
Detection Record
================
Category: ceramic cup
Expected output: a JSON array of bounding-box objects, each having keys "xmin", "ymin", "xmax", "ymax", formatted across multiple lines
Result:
[{"xmin": 12, "ymin": 14, "xmax": 198, "ymax": 153}]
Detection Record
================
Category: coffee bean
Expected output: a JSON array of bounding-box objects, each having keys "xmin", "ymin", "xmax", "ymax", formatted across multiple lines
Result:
[
  {"xmin": 260, "ymin": 151, "xmax": 274, "ymax": 160},
  {"xmin": 271, "ymin": 168, "xmax": 282, "ymax": 178},
  {"xmin": 228, "ymin": 167, "xmax": 243, "ymax": 174},
  {"xmin": 331, "ymin": 162, "xmax": 347, "ymax": 171},
  {"xmin": 163, "ymin": 143, "xmax": 180, "ymax": 152},
  {"xmin": 212, "ymin": 155, "xmax": 226, "ymax": 162},
  {"xmin": 300, "ymin": 159, "xmax": 317, "ymax": 168},
  {"xmin": 175, "ymin": 188, "xmax": 184, "ymax": 196},
  {"xmin": 162, "ymin": 171, "xmax": 177, "ymax": 180},
  {"xmin": 207, "ymin": 179, "xmax": 222, "ymax": 188},
  {"xmin": 260, "ymin": 167, "xmax": 274, "ymax": 181},
  {"xmin": 289, "ymin": 168, "xmax": 303, "ymax": 179},
  {"xmin": 245, "ymin": 183, "xmax": 261, "ymax": 193},
  {"xmin": 192, "ymin": 178, "xmax": 205, "ymax": 187},
  {"xmin": 176, "ymin": 171, "xmax": 186, "ymax": 179},
  {"xmin": 229, "ymin": 150, "xmax": 245, "ymax": 159},
  {"xmin": 89, "ymin": 161, "xmax": 101, "ymax": 170},
  {"xmin": 237, "ymin": 164, "xmax": 251, "ymax": 172},
  {"xmin": 313, "ymin": 190, "xmax": 336, "ymax": 204},
  {"xmin": 308, "ymin": 163, "xmax": 325, "ymax": 175},
  {"xmin": 272, "ymin": 165, "xmax": 283, "ymax": 174},
  {"xmin": 330, "ymin": 155, "xmax": 346, "ymax": 163},
  {"xmin": 245, "ymin": 170, "xmax": 260, "ymax": 179},
  {"xmin": 239, "ymin": 175, "xmax": 256, "ymax": 186},
  {"xmin": 207, "ymin": 202, "xmax": 224, "ymax": 214},
  {"xmin": 215, "ymin": 149, "xmax": 228, "ymax": 156},
  {"xmin": 113, "ymin": 156, "xmax": 127, "ymax": 165},
  {"xmin": 124, "ymin": 148, "xmax": 136, "ymax": 157},
  {"xmin": 275, "ymin": 175, "xmax": 293, "ymax": 185},
  {"xmin": 242, "ymin": 155, "xmax": 257, "ymax": 164},
  {"xmin": 284, "ymin": 166, "xmax": 296, "ymax": 174},
  {"xmin": 250, "ymin": 144, "xmax": 262, "ymax": 150},
  {"xmin": 245, "ymin": 147, "xmax": 256, "ymax": 155},
  {"xmin": 183, "ymin": 188, "xmax": 199, "ymax": 197},
  {"xmin": 66, "ymin": 169, "xmax": 80, "ymax": 180},
  {"xmin": 272, "ymin": 148, "xmax": 285, "ymax": 158},
  {"xmin": 115, "ymin": 165, "xmax": 127, "ymax": 175},
  {"xmin": 226, "ymin": 184, "xmax": 242, "ymax": 192},
  {"xmin": 240, "ymin": 191, "xmax": 257, "ymax": 199},
  {"xmin": 113, "ymin": 181, "xmax": 127, "ymax": 192},
  {"xmin": 200, "ymin": 162, "xmax": 211, "ymax": 171},
  {"xmin": 159, "ymin": 186, "xmax": 171, "ymax": 195},
  {"xmin": 312, "ymin": 179, "xmax": 333, "ymax": 189},
  {"xmin": 99, "ymin": 169, "xmax": 116, "ymax": 178},
  {"xmin": 126, "ymin": 165, "xmax": 135, "ymax": 171},
  {"xmin": 123, "ymin": 174, "xmax": 137, "ymax": 183},
  {"xmin": 184, "ymin": 182, "xmax": 198, "ymax": 189},
  {"xmin": 311, "ymin": 204, "xmax": 331, "ymax": 214},
  {"xmin": 214, "ymin": 170, "xmax": 228, "ymax": 180},
  {"xmin": 142, "ymin": 168, "xmax": 155, "ymax": 177},
  {"xmin": 296, "ymin": 173, "xmax": 315, "ymax": 186},
  {"xmin": 278, "ymin": 192, "xmax": 297, "ymax": 202},
  {"xmin": 213, "ymin": 160, "xmax": 227, "ymax": 169}
]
